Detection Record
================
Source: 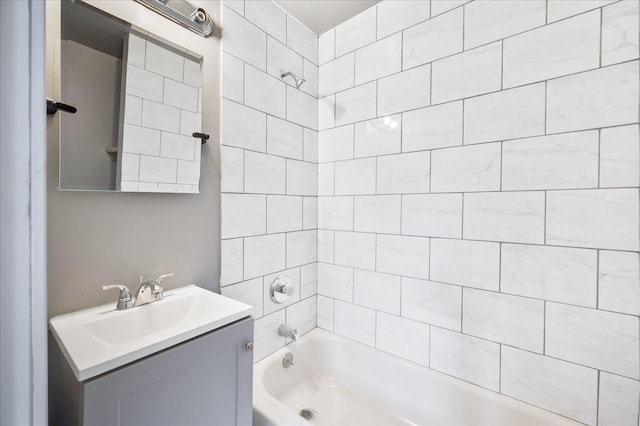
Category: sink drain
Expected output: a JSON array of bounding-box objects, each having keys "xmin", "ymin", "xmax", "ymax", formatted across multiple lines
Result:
[{"xmin": 299, "ymin": 409, "xmax": 314, "ymax": 420}]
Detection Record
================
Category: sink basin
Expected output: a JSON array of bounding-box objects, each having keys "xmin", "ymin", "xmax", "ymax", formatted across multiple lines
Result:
[{"xmin": 49, "ymin": 285, "xmax": 252, "ymax": 381}]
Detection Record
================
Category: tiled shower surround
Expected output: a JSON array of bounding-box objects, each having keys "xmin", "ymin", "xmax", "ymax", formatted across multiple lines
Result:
[
  {"xmin": 220, "ymin": 1, "xmax": 640, "ymax": 425},
  {"xmin": 219, "ymin": 0, "xmax": 320, "ymax": 362}
]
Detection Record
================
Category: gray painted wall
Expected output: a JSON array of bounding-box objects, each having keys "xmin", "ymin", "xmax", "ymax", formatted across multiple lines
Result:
[
  {"xmin": 46, "ymin": 0, "xmax": 222, "ymax": 318},
  {"xmin": 59, "ymin": 40, "xmax": 120, "ymax": 190}
]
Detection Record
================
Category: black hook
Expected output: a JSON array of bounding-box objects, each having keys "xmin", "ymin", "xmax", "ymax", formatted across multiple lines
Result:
[
  {"xmin": 47, "ymin": 99, "xmax": 77, "ymax": 115},
  {"xmin": 193, "ymin": 132, "xmax": 210, "ymax": 144}
]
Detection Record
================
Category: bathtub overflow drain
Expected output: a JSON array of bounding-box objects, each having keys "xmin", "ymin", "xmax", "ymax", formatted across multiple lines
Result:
[{"xmin": 299, "ymin": 409, "xmax": 314, "ymax": 420}]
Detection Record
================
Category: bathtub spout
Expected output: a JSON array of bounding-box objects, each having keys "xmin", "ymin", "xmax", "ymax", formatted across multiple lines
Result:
[{"xmin": 278, "ymin": 324, "xmax": 298, "ymax": 342}]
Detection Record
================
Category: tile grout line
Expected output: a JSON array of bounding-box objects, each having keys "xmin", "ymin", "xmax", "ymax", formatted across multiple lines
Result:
[
  {"xmin": 428, "ymin": 53, "xmax": 433, "ymax": 105},
  {"xmin": 543, "ymin": 81, "xmax": 548, "ymax": 135},
  {"xmin": 499, "ymin": 142, "xmax": 503, "ymax": 192},
  {"xmin": 374, "ymin": 4, "xmax": 378, "ymax": 41},
  {"xmin": 498, "ymin": 242, "xmax": 502, "ymax": 293},
  {"xmin": 460, "ymin": 288, "xmax": 464, "ymax": 334},
  {"xmin": 375, "ymin": 233, "xmax": 378, "ymax": 274},
  {"xmin": 242, "ymin": 63, "xmax": 246, "ymax": 105},
  {"xmin": 461, "ymin": 193, "xmax": 465, "ymax": 239},
  {"xmin": 596, "ymin": 249, "xmax": 600, "ymax": 310},
  {"xmin": 598, "ymin": 129, "xmax": 602, "ymax": 188},
  {"xmin": 596, "ymin": 370, "xmax": 601, "ymax": 425},
  {"xmin": 401, "ymin": 26, "xmax": 405, "ymax": 72},
  {"xmin": 375, "ymin": 156, "xmax": 378, "ymax": 195},
  {"xmin": 399, "ymin": 276, "xmax": 404, "ymax": 317},
  {"xmin": 599, "ymin": 7, "xmax": 603, "ymax": 69},
  {"xmin": 374, "ymin": 310, "xmax": 377, "ymax": 348},
  {"xmin": 333, "ymin": 161, "xmax": 336, "ymax": 195},
  {"xmin": 427, "ymin": 324, "xmax": 431, "ymax": 368},
  {"xmin": 543, "ymin": 191, "xmax": 547, "ymax": 245},
  {"xmin": 500, "ymin": 40, "xmax": 504, "ymax": 90},
  {"xmin": 399, "ymin": 113, "xmax": 404, "ymax": 153},
  {"xmin": 427, "ymin": 238, "xmax": 433, "ymax": 280},
  {"xmin": 311, "ymin": 185, "xmax": 639, "ymax": 196},
  {"xmin": 462, "ymin": 3, "xmax": 466, "ymax": 51},
  {"xmin": 461, "ymin": 97, "xmax": 466, "ymax": 144},
  {"xmin": 242, "ymin": 149, "xmax": 246, "ymax": 194},
  {"xmin": 332, "ymin": 229, "xmax": 336, "ymax": 264},
  {"xmin": 333, "ymin": 29, "xmax": 336, "ymax": 64},
  {"xmin": 331, "ymin": 297, "xmax": 335, "ymax": 331},
  {"xmin": 498, "ymin": 344, "xmax": 502, "ymax": 394},
  {"xmin": 542, "ymin": 301, "xmax": 546, "ymax": 355},
  {"xmin": 545, "ymin": 0, "xmax": 548, "ymax": 25},
  {"xmin": 352, "ymin": 268, "xmax": 355, "ymax": 303}
]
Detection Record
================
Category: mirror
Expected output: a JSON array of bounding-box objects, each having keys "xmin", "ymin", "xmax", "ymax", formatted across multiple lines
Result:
[{"xmin": 57, "ymin": 0, "xmax": 204, "ymax": 193}]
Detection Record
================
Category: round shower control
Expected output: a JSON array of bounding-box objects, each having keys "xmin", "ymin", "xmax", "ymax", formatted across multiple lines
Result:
[{"xmin": 270, "ymin": 276, "xmax": 293, "ymax": 303}]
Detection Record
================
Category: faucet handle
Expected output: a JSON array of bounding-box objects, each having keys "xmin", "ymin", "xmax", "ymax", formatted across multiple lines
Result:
[
  {"xmin": 155, "ymin": 272, "xmax": 174, "ymax": 283},
  {"xmin": 101, "ymin": 285, "xmax": 133, "ymax": 310},
  {"xmin": 271, "ymin": 276, "xmax": 293, "ymax": 303},
  {"xmin": 151, "ymin": 273, "xmax": 172, "ymax": 300},
  {"xmin": 101, "ymin": 284, "xmax": 131, "ymax": 295}
]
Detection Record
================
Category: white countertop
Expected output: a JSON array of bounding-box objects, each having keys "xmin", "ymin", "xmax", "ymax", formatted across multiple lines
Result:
[{"xmin": 49, "ymin": 284, "xmax": 252, "ymax": 381}]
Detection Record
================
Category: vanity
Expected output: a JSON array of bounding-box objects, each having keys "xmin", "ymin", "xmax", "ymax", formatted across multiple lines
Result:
[
  {"xmin": 49, "ymin": 285, "xmax": 253, "ymax": 426},
  {"xmin": 46, "ymin": 0, "xmax": 244, "ymax": 423}
]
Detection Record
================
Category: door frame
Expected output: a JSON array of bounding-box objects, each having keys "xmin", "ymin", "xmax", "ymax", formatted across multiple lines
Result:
[{"xmin": 0, "ymin": 0, "xmax": 48, "ymax": 424}]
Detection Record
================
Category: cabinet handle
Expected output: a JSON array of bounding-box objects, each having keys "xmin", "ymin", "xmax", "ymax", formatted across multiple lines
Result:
[{"xmin": 245, "ymin": 342, "xmax": 254, "ymax": 352}]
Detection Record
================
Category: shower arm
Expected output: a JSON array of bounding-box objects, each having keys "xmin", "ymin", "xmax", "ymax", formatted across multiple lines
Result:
[{"xmin": 280, "ymin": 70, "xmax": 306, "ymax": 90}]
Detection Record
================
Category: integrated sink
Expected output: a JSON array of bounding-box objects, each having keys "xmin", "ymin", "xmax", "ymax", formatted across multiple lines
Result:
[{"xmin": 49, "ymin": 285, "xmax": 252, "ymax": 381}]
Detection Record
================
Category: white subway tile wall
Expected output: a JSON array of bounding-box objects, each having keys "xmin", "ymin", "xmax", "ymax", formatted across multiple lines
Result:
[
  {"xmin": 220, "ymin": 3, "xmax": 318, "ymax": 362},
  {"xmin": 222, "ymin": 1, "xmax": 640, "ymax": 423},
  {"xmin": 315, "ymin": 0, "xmax": 640, "ymax": 422}
]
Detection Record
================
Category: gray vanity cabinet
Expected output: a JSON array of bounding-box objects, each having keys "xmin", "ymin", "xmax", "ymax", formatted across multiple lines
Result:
[{"xmin": 49, "ymin": 317, "xmax": 253, "ymax": 426}]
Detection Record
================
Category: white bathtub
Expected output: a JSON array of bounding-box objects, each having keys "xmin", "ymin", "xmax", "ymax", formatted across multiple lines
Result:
[{"xmin": 253, "ymin": 329, "xmax": 581, "ymax": 426}]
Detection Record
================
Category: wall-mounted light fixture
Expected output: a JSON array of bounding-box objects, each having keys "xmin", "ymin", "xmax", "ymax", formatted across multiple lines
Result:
[{"xmin": 133, "ymin": 0, "xmax": 214, "ymax": 37}]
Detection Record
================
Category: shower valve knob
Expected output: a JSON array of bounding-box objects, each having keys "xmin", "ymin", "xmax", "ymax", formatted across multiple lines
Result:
[{"xmin": 270, "ymin": 276, "xmax": 293, "ymax": 303}]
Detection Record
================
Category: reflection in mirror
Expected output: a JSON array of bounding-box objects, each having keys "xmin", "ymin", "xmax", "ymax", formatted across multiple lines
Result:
[
  {"xmin": 119, "ymin": 34, "xmax": 203, "ymax": 193},
  {"xmin": 58, "ymin": 0, "xmax": 203, "ymax": 193}
]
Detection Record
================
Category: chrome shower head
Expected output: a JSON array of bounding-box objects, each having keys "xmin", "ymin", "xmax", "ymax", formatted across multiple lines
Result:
[{"xmin": 281, "ymin": 70, "xmax": 306, "ymax": 90}]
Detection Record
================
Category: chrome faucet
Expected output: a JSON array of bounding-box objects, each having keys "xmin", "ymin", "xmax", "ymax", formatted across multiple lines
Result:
[
  {"xmin": 102, "ymin": 272, "xmax": 173, "ymax": 310},
  {"xmin": 278, "ymin": 324, "xmax": 298, "ymax": 342},
  {"xmin": 134, "ymin": 273, "xmax": 173, "ymax": 307}
]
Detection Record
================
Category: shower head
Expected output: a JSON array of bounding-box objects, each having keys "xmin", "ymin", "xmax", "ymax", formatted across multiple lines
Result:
[{"xmin": 281, "ymin": 70, "xmax": 306, "ymax": 90}]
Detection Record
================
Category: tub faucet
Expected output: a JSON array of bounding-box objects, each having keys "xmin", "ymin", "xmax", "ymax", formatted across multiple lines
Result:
[
  {"xmin": 278, "ymin": 324, "xmax": 298, "ymax": 342},
  {"xmin": 133, "ymin": 273, "xmax": 173, "ymax": 307}
]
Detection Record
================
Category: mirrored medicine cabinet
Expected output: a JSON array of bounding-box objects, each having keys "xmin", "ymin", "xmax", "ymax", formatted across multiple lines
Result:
[{"xmin": 55, "ymin": 0, "xmax": 204, "ymax": 193}]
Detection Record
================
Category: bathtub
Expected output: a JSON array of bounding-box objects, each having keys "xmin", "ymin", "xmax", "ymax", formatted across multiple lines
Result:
[{"xmin": 253, "ymin": 328, "xmax": 581, "ymax": 426}]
